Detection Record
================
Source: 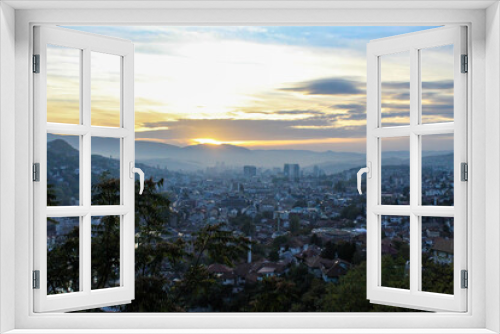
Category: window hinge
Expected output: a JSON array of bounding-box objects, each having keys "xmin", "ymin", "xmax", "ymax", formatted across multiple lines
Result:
[
  {"xmin": 461, "ymin": 162, "xmax": 468, "ymax": 181},
  {"xmin": 33, "ymin": 163, "xmax": 40, "ymax": 182},
  {"xmin": 33, "ymin": 270, "xmax": 40, "ymax": 289},
  {"xmin": 461, "ymin": 270, "xmax": 468, "ymax": 289},
  {"xmin": 461, "ymin": 54, "xmax": 468, "ymax": 73},
  {"xmin": 33, "ymin": 54, "xmax": 40, "ymax": 73}
]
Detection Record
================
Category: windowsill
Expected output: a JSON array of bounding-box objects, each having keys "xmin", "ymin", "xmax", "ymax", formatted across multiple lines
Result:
[{"xmin": 3, "ymin": 329, "xmax": 498, "ymax": 334}]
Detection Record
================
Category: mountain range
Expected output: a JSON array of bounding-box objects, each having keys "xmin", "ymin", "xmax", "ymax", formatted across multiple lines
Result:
[{"xmin": 47, "ymin": 134, "xmax": 452, "ymax": 173}]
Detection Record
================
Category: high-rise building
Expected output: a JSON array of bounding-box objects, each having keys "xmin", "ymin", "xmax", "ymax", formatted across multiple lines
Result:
[
  {"xmin": 284, "ymin": 163, "xmax": 300, "ymax": 181},
  {"xmin": 243, "ymin": 165, "xmax": 257, "ymax": 178}
]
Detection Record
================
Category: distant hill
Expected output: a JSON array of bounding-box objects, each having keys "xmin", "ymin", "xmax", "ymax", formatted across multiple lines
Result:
[{"xmin": 47, "ymin": 135, "xmax": 452, "ymax": 173}]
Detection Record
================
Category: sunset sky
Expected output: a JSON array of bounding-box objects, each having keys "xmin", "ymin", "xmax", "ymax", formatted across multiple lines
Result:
[{"xmin": 47, "ymin": 26, "xmax": 454, "ymax": 152}]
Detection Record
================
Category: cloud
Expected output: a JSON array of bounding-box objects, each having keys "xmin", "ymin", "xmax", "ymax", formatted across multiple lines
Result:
[
  {"xmin": 422, "ymin": 80, "xmax": 453, "ymax": 90},
  {"xmin": 138, "ymin": 117, "xmax": 366, "ymax": 143},
  {"xmin": 274, "ymin": 110, "xmax": 326, "ymax": 115},
  {"xmin": 382, "ymin": 80, "xmax": 452, "ymax": 91},
  {"xmin": 341, "ymin": 113, "xmax": 366, "ymax": 121},
  {"xmin": 239, "ymin": 109, "xmax": 326, "ymax": 116},
  {"xmin": 382, "ymin": 82, "xmax": 410, "ymax": 90},
  {"xmin": 281, "ymin": 78, "xmax": 364, "ymax": 95}
]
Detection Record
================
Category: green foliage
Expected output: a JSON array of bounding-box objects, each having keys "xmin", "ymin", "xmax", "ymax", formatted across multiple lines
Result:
[
  {"xmin": 269, "ymin": 249, "xmax": 279, "ymax": 262},
  {"xmin": 340, "ymin": 203, "xmax": 363, "ymax": 220},
  {"xmin": 47, "ymin": 224, "xmax": 79, "ymax": 294},
  {"xmin": 321, "ymin": 241, "xmax": 337, "ymax": 260},
  {"xmin": 381, "ymin": 255, "xmax": 409, "ymax": 290},
  {"xmin": 290, "ymin": 216, "xmax": 301, "ymax": 234},
  {"xmin": 319, "ymin": 261, "xmax": 414, "ymax": 312},
  {"xmin": 421, "ymin": 255, "xmax": 453, "ymax": 295},
  {"xmin": 337, "ymin": 242, "xmax": 357, "ymax": 263},
  {"xmin": 92, "ymin": 171, "xmax": 120, "ymax": 205},
  {"xmin": 250, "ymin": 277, "xmax": 297, "ymax": 312},
  {"xmin": 91, "ymin": 215, "xmax": 120, "ymax": 289},
  {"xmin": 193, "ymin": 223, "xmax": 250, "ymax": 267},
  {"xmin": 292, "ymin": 199, "xmax": 307, "ymax": 208},
  {"xmin": 272, "ymin": 235, "xmax": 290, "ymax": 249},
  {"xmin": 310, "ymin": 233, "xmax": 323, "ymax": 247},
  {"xmin": 230, "ymin": 214, "xmax": 256, "ymax": 237}
]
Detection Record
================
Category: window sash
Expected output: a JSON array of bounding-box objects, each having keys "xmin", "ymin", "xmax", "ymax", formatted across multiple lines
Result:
[
  {"xmin": 33, "ymin": 25, "xmax": 136, "ymax": 313},
  {"xmin": 366, "ymin": 26, "xmax": 468, "ymax": 312}
]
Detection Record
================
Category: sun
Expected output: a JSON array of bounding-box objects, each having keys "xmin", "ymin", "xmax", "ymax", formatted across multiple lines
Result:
[{"xmin": 192, "ymin": 138, "xmax": 224, "ymax": 145}]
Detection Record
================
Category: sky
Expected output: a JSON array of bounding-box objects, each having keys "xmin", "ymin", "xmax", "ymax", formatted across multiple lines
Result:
[{"xmin": 47, "ymin": 26, "xmax": 454, "ymax": 152}]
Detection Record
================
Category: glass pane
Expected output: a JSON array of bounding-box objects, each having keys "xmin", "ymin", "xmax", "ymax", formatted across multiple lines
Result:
[
  {"xmin": 47, "ymin": 134, "xmax": 80, "ymax": 206},
  {"xmin": 91, "ymin": 215, "xmax": 121, "ymax": 289},
  {"xmin": 91, "ymin": 137, "xmax": 121, "ymax": 205},
  {"xmin": 47, "ymin": 217, "xmax": 80, "ymax": 294},
  {"xmin": 47, "ymin": 44, "xmax": 81, "ymax": 124},
  {"xmin": 380, "ymin": 51, "xmax": 410, "ymax": 126},
  {"xmin": 421, "ymin": 45, "xmax": 454, "ymax": 124},
  {"xmin": 91, "ymin": 52, "xmax": 121, "ymax": 127},
  {"xmin": 421, "ymin": 217, "xmax": 454, "ymax": 294},
  {"xmin": 421, "ymin": 134, "xmax": 454, "ymax": 206},
  {"xmin": 381, "ymin": 137, "xmax": 410, "ymax": 205},
  {"xmin": 381, "ymin": 215, "xmax": 410, "ymax": 289}
]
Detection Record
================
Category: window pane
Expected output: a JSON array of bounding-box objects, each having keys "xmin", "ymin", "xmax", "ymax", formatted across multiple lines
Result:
[
  {"xmin": 91, "ymin": 52, "xmax": 121, "ymax": 127},
  {"xmin": 91, "ymin": 215, "xmax": 121, "ymax": 289},
  {"xmin": 380, "ymin": 51, "xmax": 410, "ymax": 126},
  {"xmin": 47, "ymin": 217, "xmax": 80, "ymax": 294},
  {"xmin": 47, "ymin": 134, "xmax": 80, "ymax": 206},
  {"xmin": 421, "ymin": 217, "xmax": 454, "ymax": 294},
  {"xmin": 47, "ymin": 44, "xmax": 81, "ymax": 124},
  {"xmin": 381, "ymin": 137, "xmax": 410, "ymax": 205},
  {"xmin": 421, "ymin": 45, "xmax": 454, "ymax": 124},
  {"xmin": 381, "ymin": 215, "xmax": 410, "ymax": 289},
  {"xmin": 421, "ymin": 134, "xmax": 454, "ymax": 206},
  {"xmin": 91, "ymin": 137, "xmax": 121, "ymax": 206}
]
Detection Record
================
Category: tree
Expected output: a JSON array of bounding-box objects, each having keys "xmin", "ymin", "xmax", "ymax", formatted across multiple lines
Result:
[
  {"xmin": 47, "ymin": 223, "xmax": 79, "ymax": 294},
  {"xmin": 337, "ymin": 242, "xmax": 357, "ymax": 263},
  {"xmin": 319, "ymin": 261, "xmax": 415, "ymax": 312},
  {"xmin": 90, "ymin": 172, "xmax": 121, "ymax": 289},
  {"xmin": 242, "ymin": 217, "xmax": 256, "ymax": 237},
  {"xmin": 310, "ymin": 233, "xmax": 323, "ymax": 247},
  {"xmin": 125, "ymin": 177, "xmax": 182, "ymax": 311},
  {"xmin": 421, "ymin": 254, "xmax": 453, "ymax": 295},
  {"xmin": 292, "ymin": 199, "xmax": 307, "ymax": 208},
  {"xmin": 290, "ymin": 216, "xmax": 301, "ymax": 234},
  {"xmin": 321, "ymin": 241, "xmax": 337, "ymax": 260},
  {"xmin": 340, "ymin": 203, "xmax": 363, "ymax": 220},
  {"xmin": 269, "ymin": 249, "xmax": 279, "ymax": 262},
  {"xmin": 250, "ymin": 277, "xmax": 297, "ymax": 312}
]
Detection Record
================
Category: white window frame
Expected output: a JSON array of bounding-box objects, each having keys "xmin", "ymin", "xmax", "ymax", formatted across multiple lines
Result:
[
  {"xmin": 1, "ymin": 2, "xmax": 499, "ymax": 333},
  {"xmin": 366, "ymin": 26, "xmax": 467, "ymax": 312},
  {"xmin": 33, "ymin": 25, "xmax": 136, "ymax": 313}
]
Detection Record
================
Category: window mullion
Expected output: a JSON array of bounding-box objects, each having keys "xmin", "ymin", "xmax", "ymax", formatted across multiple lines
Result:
[
  {"xmin": 82, "ymin": 47, "xmax": 92, "ymax": 294},
  {"xmin": 409, "ymin": 47, "xmax": 420, "ymax": 294}
]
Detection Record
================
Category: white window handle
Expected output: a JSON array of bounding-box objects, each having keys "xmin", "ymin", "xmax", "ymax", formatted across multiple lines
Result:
[
  {"xmin": 129, "ymin": 161, "xmax": 145, "ymax": 195},
  {"xmin": 357, "ymin": 162, "xmax": 371, "ymax": 195}
]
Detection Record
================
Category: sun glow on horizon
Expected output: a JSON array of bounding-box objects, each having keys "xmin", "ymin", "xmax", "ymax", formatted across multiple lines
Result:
[
  {"xmin": 192, "ymin": 138, "xmax": 224, "ymax": 145},
  {"xmin": 135, "ymin": 136, "xmax": 367, "ymax": 152},
  {"xmin": 191, "ymin": 138, "xmax": 249, "ymax": 146}
]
